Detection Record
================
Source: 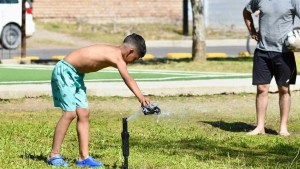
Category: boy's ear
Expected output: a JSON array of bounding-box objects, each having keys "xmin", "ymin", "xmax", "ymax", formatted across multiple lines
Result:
[
  {"xmin": 124, "ymin": 48, "xmax": 134, "ymax": 58},
  {"xmin": 128, "ymin": 48, "xmax": 134, "ymax": 55}
]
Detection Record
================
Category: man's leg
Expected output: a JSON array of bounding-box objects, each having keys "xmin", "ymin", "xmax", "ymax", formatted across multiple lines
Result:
[
  {"xmin": 278, "ymin": 85, "xmax": 291, "ymax": 136},
  {"xmin": 76, "ymin": 108, "xmax": 90, "ymax": 160},
  {"xmin": 49, "ymin": 111, "xmax": 77, "ymax": 158},
  {"xmin": 247, "ymin": 84, "xmax": 269, "ymax": 135}
]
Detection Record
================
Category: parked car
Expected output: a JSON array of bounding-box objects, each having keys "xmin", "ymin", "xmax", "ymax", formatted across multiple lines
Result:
[{"xmin": 0, "ymin": 0, "xmax": 35, "ymax": 49}]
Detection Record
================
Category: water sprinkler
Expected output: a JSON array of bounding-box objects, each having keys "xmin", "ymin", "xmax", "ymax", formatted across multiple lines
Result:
[
  {"xmin": 141, "ymin": 103, "xmax": 161, "ymax": 115},
  {"xmin": 121, "ymin": 103, "xmax": 161, "ymax": 169},
  {"xmin": 121, "ymin": 118, "xmax": 129, "ymax": 169}
]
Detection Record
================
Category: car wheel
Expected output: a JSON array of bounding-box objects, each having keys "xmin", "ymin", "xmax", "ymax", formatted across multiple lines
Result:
[{"xmin": 1, "ymin": 24, "xmax": 21, "ymax": 49}]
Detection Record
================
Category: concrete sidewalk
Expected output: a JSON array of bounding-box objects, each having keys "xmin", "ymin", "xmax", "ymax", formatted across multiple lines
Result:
[{"xmin": 1, "ymin": 76, "xmax": 300, "ymax": 99}]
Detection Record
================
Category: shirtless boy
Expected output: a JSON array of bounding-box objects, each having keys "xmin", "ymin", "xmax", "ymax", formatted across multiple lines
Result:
[{"xmin": 47, "ymin": 33, "xmax": 151, "ymax": 167}]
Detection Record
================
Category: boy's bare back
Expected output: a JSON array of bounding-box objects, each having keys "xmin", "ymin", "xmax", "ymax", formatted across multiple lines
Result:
[
  {"xmin": 64, "ymin": 44, "xmax": 124, "ymax": 73},
  {"xmin": 61, "ymin": 33, "xmax": 150, "ymax": 106}
]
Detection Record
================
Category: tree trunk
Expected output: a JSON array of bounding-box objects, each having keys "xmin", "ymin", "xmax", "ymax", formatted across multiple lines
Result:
[{"xmin": 191, "ymin": 0, "xmax": 206, "ymax": 61}]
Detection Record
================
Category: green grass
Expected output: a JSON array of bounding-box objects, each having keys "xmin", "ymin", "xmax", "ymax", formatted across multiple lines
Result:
[
  {"xmin": 37, "ymin": 22, "xmax": 185, "ymax": 44},
  {"xmin": 36, "ymin": 21, "xmax": 248, "ymax": 44},
  {"xmin": 0, "ymin": 94, "xmax": 300, "ymax": 169},
  {"xmin": 131, "ymin": 57, "xmax": 255, "ymax": 73},
  {"xmin": 132, "ymin": 55, "xmax": 300, "ymax": 74},
  {"xmin": 32, "ymin": 38, "xmax": 76, "ymax": 47}
]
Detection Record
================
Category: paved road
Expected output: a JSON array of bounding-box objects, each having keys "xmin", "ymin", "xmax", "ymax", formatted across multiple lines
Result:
[{"xmin": 0, "ymin": 46, "xmax": 248, "ymax": 59}]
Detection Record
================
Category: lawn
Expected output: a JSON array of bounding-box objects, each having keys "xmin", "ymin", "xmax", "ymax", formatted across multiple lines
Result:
[
  {"xmin": 2, "ymin": 19, "xmax": 299, "ymax": 169},
  {"xmin": 1, "ymin": 51, "xmax": 300, "ymax": 168},
  {"xmin": 36, "ymin": 22, "xmax": 248, "ymax": 44},
  {"xmin": 0, "ymin": 94, "xmax": 300, "ymax": 169}
]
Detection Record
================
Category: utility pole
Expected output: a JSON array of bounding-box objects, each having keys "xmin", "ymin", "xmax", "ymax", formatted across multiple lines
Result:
[
  {"xmin": 183, "ymin": 0, "xmax": 189, "ymax": 36},
  {"xmin": 21, "ymin": 0, "xmax": 26, "ymax": 63}
]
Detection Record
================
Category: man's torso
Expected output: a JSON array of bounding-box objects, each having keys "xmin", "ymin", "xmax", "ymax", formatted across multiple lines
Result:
[{"xmin": 247, "ymin": 0, "xmax": 295, "ymax": 52}]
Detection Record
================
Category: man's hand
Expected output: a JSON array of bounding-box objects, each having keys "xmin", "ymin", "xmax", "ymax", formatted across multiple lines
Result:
[{"xmin": 251, "ymin": 32, "xmax": 260, "ymax": 41}]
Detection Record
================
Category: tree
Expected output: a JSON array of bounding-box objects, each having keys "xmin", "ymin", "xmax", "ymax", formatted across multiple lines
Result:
[{"xmin": 190, "ymin": 0, "xmax": 206, "ymax": 61}]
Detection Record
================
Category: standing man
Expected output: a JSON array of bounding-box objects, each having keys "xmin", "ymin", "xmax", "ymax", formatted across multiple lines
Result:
[{"xmin": 243, "ymin": 0, "xmax": 300, "ymax": 136}]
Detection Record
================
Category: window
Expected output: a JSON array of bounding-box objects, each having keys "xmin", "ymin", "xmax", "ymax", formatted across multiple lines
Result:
[{"xmin": 0, "ymin": 0, "xmax": 19, "ymax": 4}]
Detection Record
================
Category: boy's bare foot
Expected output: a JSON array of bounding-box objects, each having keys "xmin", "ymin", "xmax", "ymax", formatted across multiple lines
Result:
[
  {"xmin": 246, "ymin": 128, "xmax": 265, "ymax": 135},
  {"xmin": 279, "ymin": 131, "xmax": 290, "ymax": 136}
]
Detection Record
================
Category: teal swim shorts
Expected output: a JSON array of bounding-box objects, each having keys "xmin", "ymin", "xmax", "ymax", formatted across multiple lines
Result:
[{"xmin": 51, "ymin": 60, "xmax": 88, "ymax": 111}]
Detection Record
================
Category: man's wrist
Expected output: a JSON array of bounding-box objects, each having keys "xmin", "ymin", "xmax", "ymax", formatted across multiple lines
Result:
[{"xmin": 250, "ymin": 31, "xmax": 256, "ymax": 36}]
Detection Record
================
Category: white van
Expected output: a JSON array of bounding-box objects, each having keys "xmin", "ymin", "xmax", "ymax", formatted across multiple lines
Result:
[{"xmin": 0, "ymin": 0, "xmax": 35, "ymax": 49}]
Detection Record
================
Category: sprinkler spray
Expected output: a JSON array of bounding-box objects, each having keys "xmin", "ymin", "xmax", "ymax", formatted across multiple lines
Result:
[{"xmin": 121, "ymin": 103, "xmax": 161, "ymax": 169}]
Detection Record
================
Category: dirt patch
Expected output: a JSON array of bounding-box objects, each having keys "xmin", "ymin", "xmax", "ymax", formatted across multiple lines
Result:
[
  {"xmin": 0, "ymin": 97, "xmax": 54, "ymax": 112},
  {"xmin": 27, "ymin": 28, "xmax": 95, "ymax": 49},
  {"xmin": 2, "ymin": 92, "xmax": 300, "ymax": 118},
  {"xmin": 25, "ymin": 23, "xmax": 248, "ymax": 49}
]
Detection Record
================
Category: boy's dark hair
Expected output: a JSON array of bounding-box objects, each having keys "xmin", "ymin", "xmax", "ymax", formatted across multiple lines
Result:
[{"xmin": 123, "ymin": 33, "xmax": 146, "ymax": 58}]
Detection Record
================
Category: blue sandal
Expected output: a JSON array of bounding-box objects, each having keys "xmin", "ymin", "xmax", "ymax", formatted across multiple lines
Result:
[
  {"xmin": 47, "ymin": 154, "xmax": 69, "ymax": 167},
  {"xmin": 76, "ymin": 156, "xmax": 103, "ymax": 168}
]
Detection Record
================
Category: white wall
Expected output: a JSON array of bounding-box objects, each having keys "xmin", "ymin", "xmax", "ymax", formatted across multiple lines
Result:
[{"xmin": 188, "ymin": 0, "xmax": 300, "ymax": 28}]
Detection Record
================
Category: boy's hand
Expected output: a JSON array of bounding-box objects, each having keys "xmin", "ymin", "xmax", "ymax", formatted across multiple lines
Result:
[{"xmin": 139, "ymin": 96, "xmax": 151, "ymax": 106}]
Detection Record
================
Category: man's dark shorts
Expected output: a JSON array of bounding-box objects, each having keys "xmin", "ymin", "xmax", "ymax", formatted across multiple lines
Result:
[{"xmin": 253, "ymin": 49, "xmax": 297, "ymax": 86}]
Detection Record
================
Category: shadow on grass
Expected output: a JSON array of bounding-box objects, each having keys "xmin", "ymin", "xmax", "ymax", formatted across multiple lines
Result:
[
  {"xmin": 19, "ymin": 153, "xmax": 76, "ymax": 165},
  {"xmin": 130, "ymin": 136, "xmax": 297, "ymax": 168},
  {"xmin": 200, "ymin": 120, "xmax": 278, "ymax": 135},
  {"xmin": 20, "ymin": 153, "xmax": 119, "ymax": 169},
  {"xmin": 89, "ymin": 153, "xmax": 119, "ymax": 169},
  {"xmin": 207, "ymin": 56, "xmax": 253, "ymax": 62},
  {"xmin": 130, "ymin": 130, "xmax": 299, "ymax": 168},
  {"xmin": 102, "ymin": 162, "xmax": 119, "ymax": 169},
  {"xmin": 20, "ymin": 153, "xmax": 47, "ymax": 162}
]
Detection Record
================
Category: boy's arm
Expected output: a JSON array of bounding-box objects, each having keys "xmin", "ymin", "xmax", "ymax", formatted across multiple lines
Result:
[{"xmin": 117, "ymin": 63, "xmax": 150, "ymax": 106}]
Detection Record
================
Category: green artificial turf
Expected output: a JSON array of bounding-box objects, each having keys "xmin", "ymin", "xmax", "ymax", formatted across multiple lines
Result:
[{"xmin": 0, "ymin": 66, "xmax": 251, "ymax": 84}]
